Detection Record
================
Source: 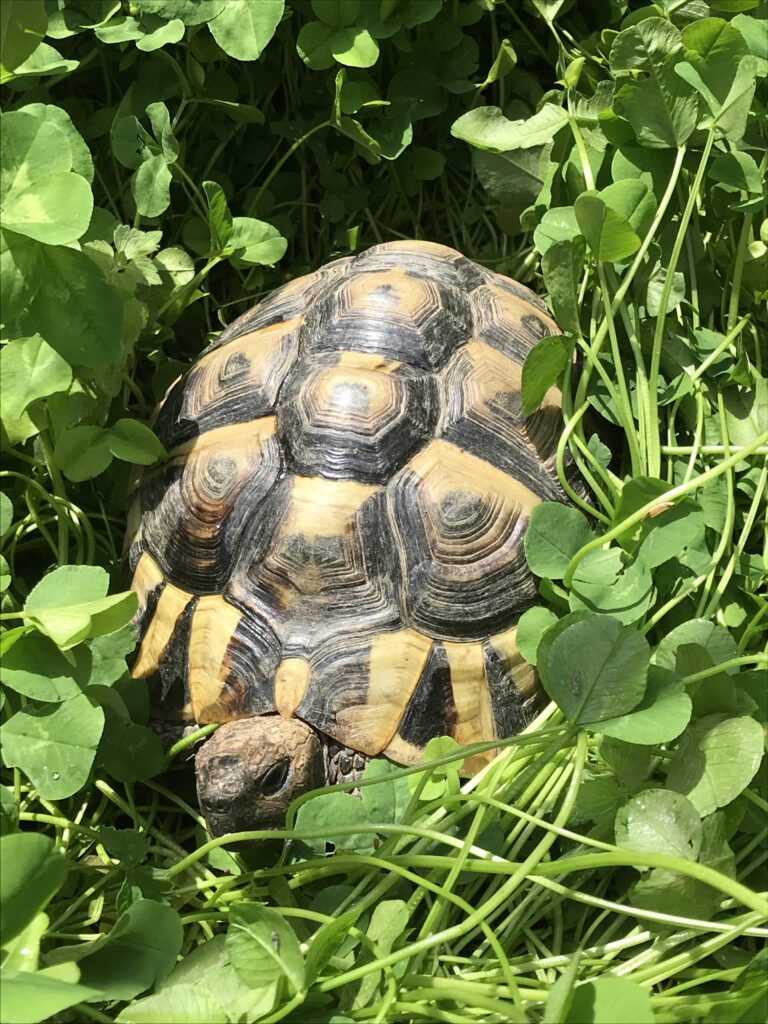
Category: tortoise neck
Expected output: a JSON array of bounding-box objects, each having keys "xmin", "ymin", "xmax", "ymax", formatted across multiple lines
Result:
[{"xmin": 324, "ymin": 737, "xmax": 370, "ymax": 787}]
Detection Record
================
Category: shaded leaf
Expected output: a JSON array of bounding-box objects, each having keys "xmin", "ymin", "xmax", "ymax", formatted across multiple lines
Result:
[
  {"xmin": 107, "ymin": 419, "xmax": 166, "ymax": 464},
  {"xmin": 515, "ymin": 605, "xmax": 559, "ymax": 666},
  {"xmin": 667, "ymin": 716, "xmax": 764, "ymax": 816},
  {"xmin": 1, "ymin": 228, "xmax": 43, "ymax": 321},
  {"xmin": 569, "ymin": 548, "xmax": 654, "ymax": 625},
  {"xmin": 609, "ymin": 17, "xmax": 684, "ymax": 72},
  {"xmin": 48, "ymin": 899, "xmax": 183, "ymax": 1001},
  {"xmin": 533, "ymin": 206, "xmax": 582, "ymax": 254},
  {"xmin": 564, "ymin": 976, "xmax": 654, "ymax": 1024},
  {"xmin": 117, "ymin": 984, "xmax": 229, "ymax": 1024},
  {"xmin": 294, "ymin": 790, "xmax": 376, "ymax": 853},
  {"xmin": 0, "ymin": 632, "xmax": 89, "ymax": 702},
  {"xmin": 2, "ymin": 171, "xmax": 92, "ymax": 245},
  {"xmin": 332, "ymin": 27, "xmax": 379, "ymax": 68},
  {"xmin": 0, "ymin": 965, "xmax": 100, "ymax": 1024},
  {"xmin": 542, "ymin": 237, "xmax": 585, "ymax": 335},
  {"xmin": 574, "ymin": 193, "xmax": 640, "ymax": 261},
  {"xmin": 0, "ymin": 0, "xmax": 47, "ymax": 76},
  {"xmin": 226, "ymin": 217, "xmax": 287, "ymax": 265},
  {"xmin": 589, "ymin": 666, "xmax": 692, "ymax": 744},
  {"xmin": 0, "ymin": 692, "xmax": 105, "ymax": 799},
  {"xmin": 524, "ymin": 501, "xmax": 593, "ymax": 578},
  {"xmin": 135, "ymin": 17, "xmax": 185, "ymax": 52},
  {"xmin": 29, "ymin": 245, "xmax": 123, "ymax": 370},
  {"xmin": 614, "ymin": 66, "xmax": 698, "ymax": 148},
  {"xmin": 452, "ymin": 103, "xmax": 568, "ymax": 152},
  {"xmin": 0, "ymin": 112, "xmax": 71, "ymax": 201},
  {"xmin": 54, "ymin": 425, "xmax": 113, "ymax": 482},
  {"xmin": 133, "ymin": 154, "xmax": 172, "ymax": 217},
  {"xmin": 227, "ymin": 903, "xmax": 305, "ymax": 995},
  {"xmin": 654, "ymin": 619, "xmax": 739, "ymax": 674},
  {"xmin": 539, "ymin": 614, "xmax": 650, "ymax": 723},
  {"xmin": 615, "ymin": 788, "xmax": 702, "ymax": 860},
  {"xmin": 203, "ymin": 179, "xmax": 233, "ymax": 252},
  {"xmin": 0, "ymin": 833, "xmax": 67, "ymax": 942},
  {"xmin": 0, "ymin": 334, "xmax": 72, "ymax": 445}
]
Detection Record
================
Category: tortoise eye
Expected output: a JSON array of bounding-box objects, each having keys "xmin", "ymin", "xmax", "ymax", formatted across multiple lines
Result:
[{"xmin": 260, "ymin": 759, "xmax": 290, "ymax": 795}]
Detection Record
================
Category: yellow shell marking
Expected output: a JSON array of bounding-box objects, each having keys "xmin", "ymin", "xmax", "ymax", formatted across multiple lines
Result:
[
  {"xmin": 382, "ymin": 733, "xmax": 425, "ymax": 766},
  {"xmin": 478, "ymin": 282, "xmax": 558, "ymax": 337},
  {"xmin": 188, "ymin": 595, "xmax": 243, "ymax": 723},
  {"xmin": 129, "ymin": 551, "xmax": 165, "ymax": 619},
  {"xmin": 167, "ymin": 415, "xmax": 277, "ymax": 462},
  {"xmin": 334, "ymin": 628, "xmax": 433, "ymax": 755},
  {"xmin": 375, "ymin": 239, "xmax": 463, "ymax": 260},
  {"xmin": 131, "ymin": 579, "xmax": 194, "ymax": 679},
  {"xmin": 337, "ymin": 269, "xmax": 434, "ymax": 323},
  {"xmin": 489, "ymin": 626, "xmax": 539, "ymax": 700},
  {"xmin": 309, "ymin": 363, "xmax": 398, "ymax": 429},
  {"xmin": 280, "ymin": 475, "xmax": 380, "ymax": 543},
  {"xmin": 444, "ymin": 640, "xmax": 495, "ymax": 773},
  {"xmin": 406, "ymin": 438, "xmax": 541, "ymax": 520},
  {"xmin": 274, "ymin": 657, "xmax": 310, "ymax": 719},
  {"xmin": 447, "ymin": 339, "xmax": 561, "ymax": 417},
  {"xmin": 178, "ymin": 318, "xmax": 301, "ymax": 422}
]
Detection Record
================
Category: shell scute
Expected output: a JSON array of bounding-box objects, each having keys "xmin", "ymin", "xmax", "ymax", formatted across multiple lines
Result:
[
  {"xmin": 200, "ymin": 259, "xmax": 352, "ymax": 357},
  {"xmin": 152, "ymin": 320, "xmax": 300, "ymax": 449},
  {"xmin": 189, "ymin": 594, "xmax": 280, "ymax": 723},
  {"xmin": 437, "ymin": 339, "xmax": 566, "ymax": 498},
  {"xmin": 388, "ymin": 439, "xmax": 540, "ymax": 640},
  {"xmin": 306, "ymin": 268, "xmax": 472, "ymax": 371},
  {"xmin": 278, "ymin": 350, "xmax": 438, "ymax": 483},
  {"xmin": 295, "ymin": 628, "xmax": 433, "ymax": 755},
  {"xmin": 139, "ymin": 418, "xmax": 282, "ymax": 594},
  {"xmin": 471, "ymin": 282, "xmax": 559, "ymax": 365}
]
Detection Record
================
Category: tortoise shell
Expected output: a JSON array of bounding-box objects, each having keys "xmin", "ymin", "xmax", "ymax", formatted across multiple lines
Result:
[{"xmin": 128, "ymin": 240, "xmax": 569, "ymax": 771}]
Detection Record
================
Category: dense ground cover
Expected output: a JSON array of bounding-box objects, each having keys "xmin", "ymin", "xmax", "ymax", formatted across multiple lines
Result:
[{"xmin": 1, "ymin": 1, "xmax": 766, "ymax": 1021}]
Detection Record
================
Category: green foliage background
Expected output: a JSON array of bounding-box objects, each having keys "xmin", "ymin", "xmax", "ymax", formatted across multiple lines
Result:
[{"xmin": 0, "ymin": 1, "xmax": 766, "ymax": 1022}]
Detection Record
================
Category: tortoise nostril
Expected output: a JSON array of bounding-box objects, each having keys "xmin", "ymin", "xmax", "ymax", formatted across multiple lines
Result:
[{"xmin": 204, "ymin": 796, "xmax": 232, "ymax": 816}]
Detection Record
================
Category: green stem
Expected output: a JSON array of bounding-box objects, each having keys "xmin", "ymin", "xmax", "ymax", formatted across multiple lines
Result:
[
  {"xmin": 531, "ymin": 854, "xmax": 767, "ymax": 915},
  {"xmin": 703, "ymin": 459, "xmax": 768, "ymax": 620},
  {"xmin": 574, "ymin": 146, "xmax": 687, "ymax": 416},
  {"xmin": 252, "ymin": 120, "xmax": 330, "ymax": 214},
  {"xmin": 690, "ymin": 314, "xmax": 750, "ymax": 383},
  {"xmin": 727, "ymin": 211, "xmax": 753, "ymax": 335},
  {"xmin": 647, "ymin": 130, "xmax": 716, "ymax": 477},
  {"xmin": 596, "ymin": 263, "xmax": 642, "ymax": 474},
  {"xmin": 164, "ymin": 723, "xmax": 219, "ymax": 766},
  {"xmin": 680, "ymin": 654, "xmax": 768, "ymax": 684},
  {"xmin": 319, "ymin": 733, "xmax": 588, "ymax": 993},
  {"xmin": 155, "ymin": 256, "xmax": 220, "ymax": 322},
  {"xmin": 662, "ymin": 445, "xmax": 768, "ymax": 455},
  {"xmin": 36, "ymin": 427, "xmax": 69, "ymax": 565},
  {"xmin": 555, "ymin": 405, "xmax": 613, "ymax": 522},
  {"xmin": 695, "ymin": 392, "xmax": 736, "ymax": 617},
  {"xmin": 562, "ymin": 427, "xmax": 768, "ymax": 587}
]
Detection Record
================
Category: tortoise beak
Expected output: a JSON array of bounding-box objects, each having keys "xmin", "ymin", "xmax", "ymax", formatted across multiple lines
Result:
[{"xmin": 195, "ymin": 750, "xmax": 257, "ymax": 837}]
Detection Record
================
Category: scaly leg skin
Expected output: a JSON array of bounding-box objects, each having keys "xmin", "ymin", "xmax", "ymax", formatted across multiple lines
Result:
[{"xmin": 326, "ymin": 741, "xmax": 370, "ymax": 793}]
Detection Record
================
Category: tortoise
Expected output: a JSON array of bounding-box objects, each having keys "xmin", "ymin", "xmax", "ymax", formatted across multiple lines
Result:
[{"xmin": 127, "ymin": 239, "xmax": 574, "ymax": 837}]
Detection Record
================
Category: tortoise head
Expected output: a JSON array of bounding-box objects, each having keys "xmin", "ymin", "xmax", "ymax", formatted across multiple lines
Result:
[{"xmin": 195, "ymin": 716, "xmax": 326, "ymax": 837}]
